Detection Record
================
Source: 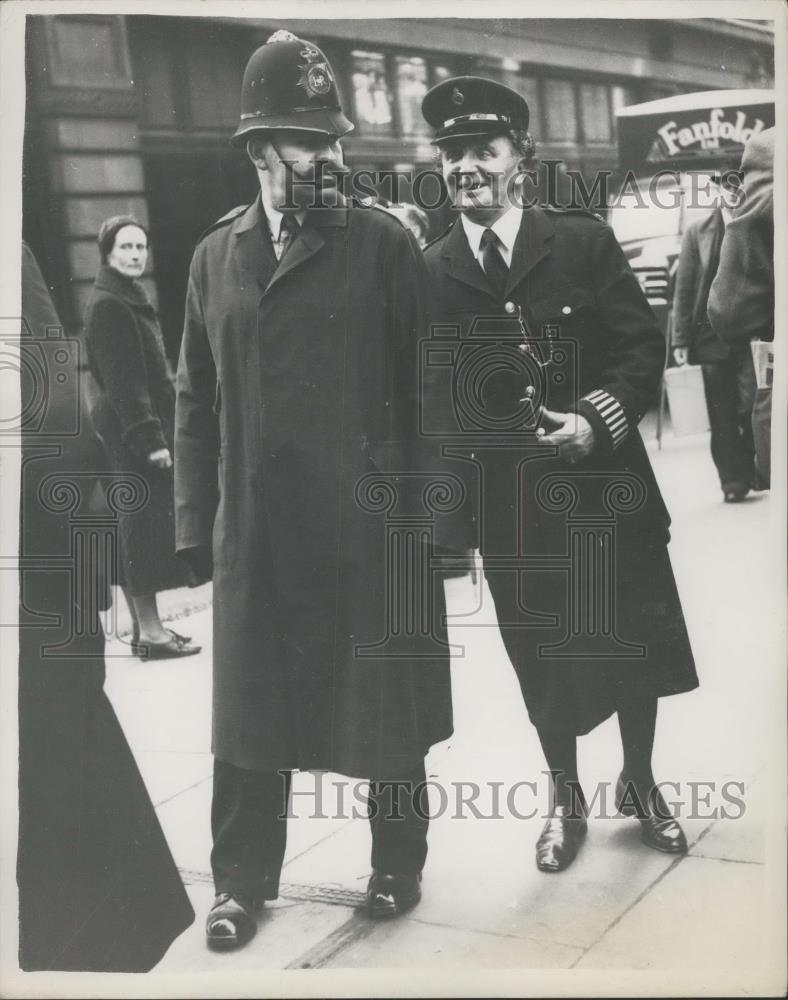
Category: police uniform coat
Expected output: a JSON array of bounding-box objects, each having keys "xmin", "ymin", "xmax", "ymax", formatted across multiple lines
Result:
[
  {"xmin": 175, "ymin": 195, "xmax": 464, "ymax": 778},
  {"xmin": 424, "ymin": 206, "xmax": 698, "ymax": 736}
]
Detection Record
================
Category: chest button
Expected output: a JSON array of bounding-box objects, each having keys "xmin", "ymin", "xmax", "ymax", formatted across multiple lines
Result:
[
  {"xmin": 562, "ymin": 305, "xmax": 572, "ymax": 315},
  {"xmin": 504, "ymin": 301, "xmax": 516, "ymax": 314}
]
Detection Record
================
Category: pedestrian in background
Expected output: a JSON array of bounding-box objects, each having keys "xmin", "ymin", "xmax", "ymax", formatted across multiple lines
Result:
[
  {"xmin": 672, "ymin": 176, "xmax": 756, "ymax": 503},
  {"xmin": 708, "ymin": 127, "xmax": 775, "ymax": 490},
  {"xmin": 84, "ymin": 215, "xmax": 201, "ymax": 659}
]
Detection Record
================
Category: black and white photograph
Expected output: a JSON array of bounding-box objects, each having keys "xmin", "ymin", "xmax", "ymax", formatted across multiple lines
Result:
[{"xmin": 0, "ymin": 2, "xmax": 785, "ymax": 996}]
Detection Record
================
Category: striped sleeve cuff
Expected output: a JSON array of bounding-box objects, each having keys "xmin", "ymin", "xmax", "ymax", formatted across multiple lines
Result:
[{"xmin": 581, "ymin": 389, "xmax": 629, "ymax": 449}]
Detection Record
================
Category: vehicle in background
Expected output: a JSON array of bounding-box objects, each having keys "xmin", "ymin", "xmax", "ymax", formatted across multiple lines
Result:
[{"xmin": 609, "ymin": 89, "xmax": 775, "ymax": 333}]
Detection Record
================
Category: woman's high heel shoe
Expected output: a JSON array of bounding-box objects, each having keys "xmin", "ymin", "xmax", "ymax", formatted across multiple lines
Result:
[{"xmin": 615, "ymin": 774, "xmax": 688, "ymax": 854}]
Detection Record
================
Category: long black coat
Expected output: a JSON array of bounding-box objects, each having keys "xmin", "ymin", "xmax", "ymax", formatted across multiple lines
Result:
[
  {"xmin": 18, "ymin": 244, "xmax": 194, "ymax": 971},
  {"xmin": 175, "ymin": 196, "xmax": 469, "ymax": 777},
  {"xmin": 424, "ymin": 207, "xmax": 698, "ymax": 735},
  {"xmin": 83, "ymin": 265, "xmax": 192, "ymax": 595}
]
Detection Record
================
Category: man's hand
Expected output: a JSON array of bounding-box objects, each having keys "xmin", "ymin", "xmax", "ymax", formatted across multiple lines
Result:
[
  {"xmin": 672, "ymin": 347, "xmax": 689, "ymax": 366},
  {"xmin": 148, "ymin": 447, "xmax": 173, "ymax": 469},
  {"xmin": 536, "ymin": 407, "xmax": 595, "ymax": 463}
]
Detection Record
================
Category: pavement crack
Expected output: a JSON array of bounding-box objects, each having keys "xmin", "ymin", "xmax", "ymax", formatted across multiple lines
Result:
[
  {"xmin": 152, "ymin": 772, "xmax": 213, "ymax": 808},
  {"xmin": 284, "ymin": 912, "xmax": 376, "ymax": 969}
]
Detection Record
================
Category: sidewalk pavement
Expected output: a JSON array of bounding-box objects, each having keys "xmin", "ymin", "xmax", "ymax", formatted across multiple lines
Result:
[{"xmin": 103, "ymin": 424, "xmax": 785, "ymax": 994}]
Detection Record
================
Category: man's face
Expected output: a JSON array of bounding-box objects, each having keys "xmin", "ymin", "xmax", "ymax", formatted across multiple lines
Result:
[
  {"xmin": 439, "ymin": 134, "xmax": 522, "ymax": 220},
  {"xmin": 252, "ymin": 131, "xmax": 345, "ymax": 211}
]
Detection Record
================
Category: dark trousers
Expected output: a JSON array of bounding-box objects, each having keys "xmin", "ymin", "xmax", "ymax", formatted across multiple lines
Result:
[
  {"xmin": 752, "ymin": 387, "xmax": 771, "ymax": 488},
  {"xmin": 701, "ymin": 350, "xmax": 756, "ymax": 493},
  {"xmin": 211, "ymin": 759, "xmax": 428, "ymax": 901}
]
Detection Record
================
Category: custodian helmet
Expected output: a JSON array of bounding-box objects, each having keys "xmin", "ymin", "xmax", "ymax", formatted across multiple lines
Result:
[{"xmin": 232, "ymin": 30, "xmax": 354, "ymax": 144}]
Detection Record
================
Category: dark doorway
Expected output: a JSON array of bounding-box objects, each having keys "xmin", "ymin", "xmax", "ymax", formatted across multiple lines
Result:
[{"xmin": 142, "ymin": 146, "xmax": 257, "ymax": 362}]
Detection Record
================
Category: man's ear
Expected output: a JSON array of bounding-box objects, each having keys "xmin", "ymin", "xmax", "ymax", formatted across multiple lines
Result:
[{"xmin": 247, "ymin": 136, "xmax": 269, "ymax": 170}]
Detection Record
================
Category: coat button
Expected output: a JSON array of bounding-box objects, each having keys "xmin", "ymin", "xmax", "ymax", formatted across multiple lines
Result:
[
  {"xmin": 504, "ymin": 301, "xmax": 516, "ymax": 314},
  {"xmin": 562, "ymin": 305, "xmax": 572, "ymax": 315}
]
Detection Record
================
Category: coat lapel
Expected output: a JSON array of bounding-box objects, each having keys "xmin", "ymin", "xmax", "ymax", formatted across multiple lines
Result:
[
  {"xmin": 264, "ymin": 225, "xmax": 325, "ymax": 294},
  {"xmin": 440, "ymin": 207, "xmax": 556, "ymax": 300},
  {"xmin": 232, "ymin": 198, "xmax": 278, "ymax": 292},
  {"xmin": 440, "ymin": 218, "xmax": 498, "ymax": 299},
  {"xmin": 505, "ymin": 206, "xmax": 555, "ymax": 296},
  {"xmin": 260, "ymin": 197, "xmax": 349, "ymax": 297}
]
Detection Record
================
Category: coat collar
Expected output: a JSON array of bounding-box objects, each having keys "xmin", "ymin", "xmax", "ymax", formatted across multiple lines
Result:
[
  {"xmin": 93, "ymin": 264, "xmax": 152, "ymax": 307},
  {"xmin": 233, "ymin": 194, "xmax": 348, "ymax": 294},
  {"xmin": 439, "ymin": 206, "xmax": 555, "ymax": 299}
]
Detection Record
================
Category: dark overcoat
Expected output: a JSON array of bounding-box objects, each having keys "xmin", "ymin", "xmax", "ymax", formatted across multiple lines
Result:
[
  {"xmin": 175, "ymin": 196, "xmax": 469, "ymax": 777},
  {"xmin": 671, "ymin": 209, "xmax": 732, "ymax": 363},
  {"xmin": 18, "ymin": 244, "xmax": 194, "ymax": 971},
  {"xmin": 424, "ymin": 206, "xmax": 698, "ymax": 736},
  {"xmin": 83, "ymin": 265, "xmax": 192, "ymax": 595}
]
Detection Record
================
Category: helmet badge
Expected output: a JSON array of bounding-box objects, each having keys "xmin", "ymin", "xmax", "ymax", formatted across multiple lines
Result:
[
  {"xmin": 297, "ymin": 45, "xmax": 333, "ymax": 98},
  {"xmin": 452, "ymin": 87, "xmax": 465, "ymax": 106}
]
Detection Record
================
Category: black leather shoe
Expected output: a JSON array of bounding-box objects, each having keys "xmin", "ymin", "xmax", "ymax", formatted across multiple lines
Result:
[
  {"xmin": 206, "ymin": 892, "xmax": 259, "ymax": 951},
  {"xmin": 365, "ymin": 872, "xmax": 422, "ymax": 919},
  {"xmin": 615, "ymin": 774, "xmax": 688, "ymax": 854},
  {"xmin": 536, "ymin": 805, "xmax": 588, "ymax": 872}
]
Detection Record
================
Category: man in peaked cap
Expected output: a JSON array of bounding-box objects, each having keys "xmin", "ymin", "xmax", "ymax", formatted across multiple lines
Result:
[
  {"xmin": 421, "ymin": 77, "xmax": 697, "ymax": 876},
  {"xmin": 175, "ymin": 32, "xmax": 472, "ymax": 950}
]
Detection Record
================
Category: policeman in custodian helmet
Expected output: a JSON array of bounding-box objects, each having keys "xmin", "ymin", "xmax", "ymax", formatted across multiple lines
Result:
[
  {"xmin": 175, "ymin": 32, "xmax": 472, "ymax": 951},
  {"xmin": 421, "ymin": 77, "xmax": 698, "ymax": 877},
  {"xmin": 231, "ymin": 29, "xmax": 353, "ymax": 143}
]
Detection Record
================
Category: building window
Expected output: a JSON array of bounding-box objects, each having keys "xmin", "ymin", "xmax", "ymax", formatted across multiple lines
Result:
[
  {"xmin": 351, "ymin": 50, "xmax": 394, "ymax": 134},
  {"xmin": 543, "ymin": 79, "xmax": 578, "ymax": 142},
  {"xmin": 184, "ymin": 36, "xmax": 244, "ymax": 128},
  {"xmin": 611, "ymin": 84, "xmax": 636, "ymax": 113},
  {"xmin": 580, "ymin": 82, "xmax": 612, "ymax": 143},
  {"xmin": 395, "ymin": 56, "xmax": 430, "ymax": 137},
  {"xmin": 131, "ymin": 28, "xmax": 180, "ymax": 128}
]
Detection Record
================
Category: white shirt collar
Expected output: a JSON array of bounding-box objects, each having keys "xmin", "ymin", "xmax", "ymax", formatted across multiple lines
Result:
[
  {"xmin": 261, "ymin": 192, "xmax": 306, "ymax": 240},
  {"xmin": 460, "ymin": 205, "xmax": 522, "ymax": 268}
]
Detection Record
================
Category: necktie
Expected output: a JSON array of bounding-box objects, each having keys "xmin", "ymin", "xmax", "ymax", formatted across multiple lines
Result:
[
  {"xmin": 480, "ymin": 228, "xmax": 508, "ymax": 300},
  {"xmin": 275, "ymin": 214, "xmax": 300, "ymax": 261}
]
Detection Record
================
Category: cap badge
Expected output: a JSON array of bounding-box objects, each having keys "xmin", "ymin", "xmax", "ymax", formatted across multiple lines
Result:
[{"xmin": 451, "ymin": 87, "xmax": 465, "ymax": 106}]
